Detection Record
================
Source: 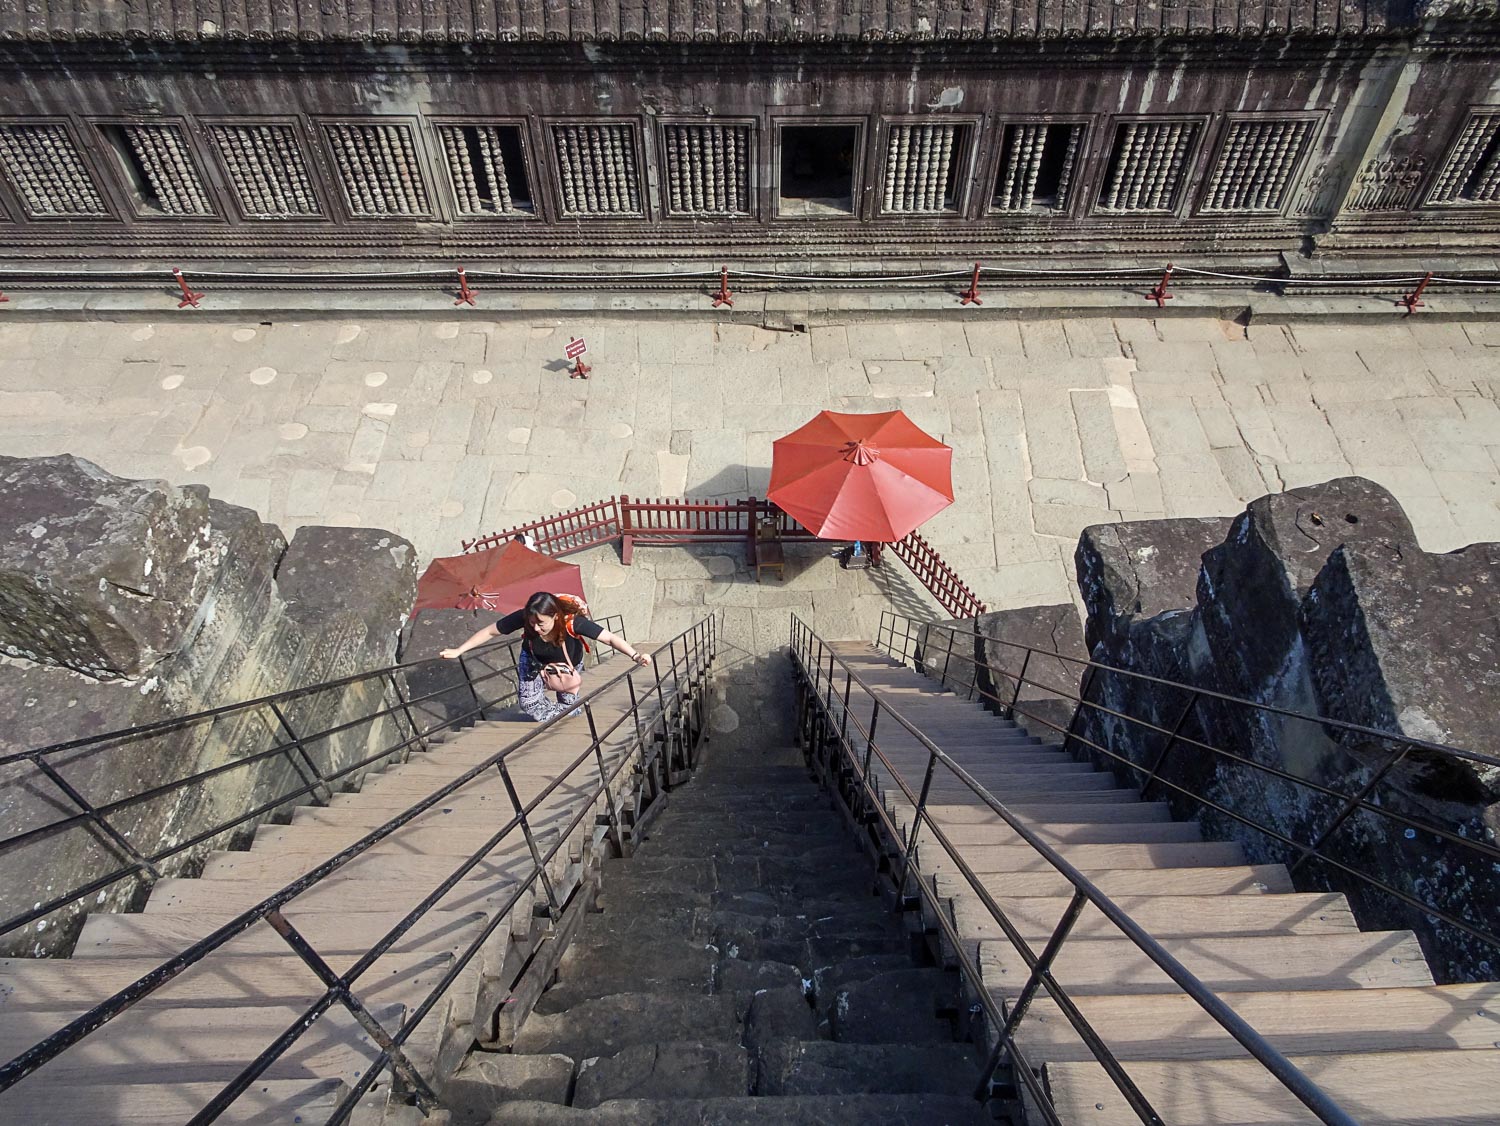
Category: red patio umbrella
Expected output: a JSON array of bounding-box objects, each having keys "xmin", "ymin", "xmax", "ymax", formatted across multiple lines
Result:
[
  {"xmin": 413, "ymin": 540, "xmax": 586, "ymax": 615},
  {"xmin": 768, "ymin": 410, "xmax": 954, "ymax": 542}
]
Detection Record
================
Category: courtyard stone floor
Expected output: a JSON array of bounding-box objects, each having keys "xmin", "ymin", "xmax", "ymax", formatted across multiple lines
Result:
[{"xmin": 2, "ymin": 313, "xmax": 1498, "ymax": 659}]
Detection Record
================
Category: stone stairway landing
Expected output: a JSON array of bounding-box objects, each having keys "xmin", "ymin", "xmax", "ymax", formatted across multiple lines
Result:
[{"xmin": 454, "ymin": 745, "xmax": 991, "ymax": 1125}]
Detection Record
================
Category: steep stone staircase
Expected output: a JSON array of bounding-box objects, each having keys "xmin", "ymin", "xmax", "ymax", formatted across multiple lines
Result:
[
  {"xmin": 820, "ymin": 639, "xmax": 1500, "ymax": 1125},
  {"xmin": 462, "ymin": 742, "xmax": 990, "ymax": 1124},
  {"xmin": 0, "ymin": 654, "xmax": 681, "ymax": 1124}
]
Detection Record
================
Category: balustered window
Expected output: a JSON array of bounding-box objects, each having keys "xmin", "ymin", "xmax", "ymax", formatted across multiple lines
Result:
[
  {"xmin": 779, "ymin": 123, "xmax": 860, "ymax": 217},
  {"xmin": 321, "ymin": 122, "xmax": 432, "ymax": 218},
  {"xmin": 993, "ymin": 123, "xmax": 1082, "ymax": 213},
  {"xmin": 98, "ymin": 123, "xmax": 214, "ymax": 217},
  {"xmin": 662, "ymin": 123, "xmax": 752, "ymax": 217},
  {"xmin": 0, "ymin": 123, "xmax": 108, "ymax": 218},
  {"xmin": 438, "ymin": 124, "xmax": 533, "ymax": 216},
  {"xmin": 1097, "ymin": 122, "xmax": 1200, "ymax": 214},
  {"xmin": 881, "ymin": 122, "xmax": 971, "ymax": 214},
  {"xmin": 1428, "ymin": 113, "xmax": 1500, "ymax": 206},
  {"xmin": 1201, "ymin": 120, "xmax": 1312, "ymax": 213},
  {"xmin": 550, "ymin": 123, "xmax": 642, "ymax": 217},
  {"xmin": 208, "ymin": 124, "xmax": 322, "ymax": 218}
]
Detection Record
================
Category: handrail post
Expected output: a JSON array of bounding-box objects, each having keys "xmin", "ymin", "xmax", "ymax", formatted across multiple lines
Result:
[
  {"xmin": 31, "ymin": 756, "xmax": 164, "ymax": 881},
  {"xmin": 494, "ymin": 759, "xmax": 561, "ymax": 920},
  {"xmin": 1289, "ymin": 743, "xmax": 1412, "ymax": 877},
  {"xmin": 940, "ymin": 626, "xmax": 957, "ymax": 691},
  {"xmin": 1139, "ymin": 691, "xmax": 1199, "ymax": 801},
  {"xmin": 1062, "ymin": 663, "xmax": 1099, "ymax": 757},
  {"xmin": 1008, "ymin": 649, "xmax": 1033, "ymax": 721},
  {"xmin": 619, "ymin": 494, "xmax": 634, "ymax": 566},
  {"xmin": 649, "ymin": 651, "xmax": 672, "ymax": 791},
  {"xmin": 585, "ymin": 702, "xmax": 629, "ymax": 859},
  {"xmin": 455, "ymin": 654, "xmax": 488, "ymax": 726},
  {"xmin": 862, "ymin": 698, "xmax": 881, "ymax": 782},
  {"xmin": 384, "ymin": 670, "xmax": 429, "ymax": 756},
  {"xmin": 976, "ymin": 888, "xmax": 1093, "ymax": 1098},
  {"xmin": 268, "ymin": 702, "xmax": 335, "ymax": 805},
  {"xmin": 893, "ymin": 748, "xmax": 938, "ymax": 907}
]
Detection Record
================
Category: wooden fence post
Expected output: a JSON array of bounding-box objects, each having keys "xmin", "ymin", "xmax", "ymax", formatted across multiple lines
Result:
[{"xmin": 618, "ymin": 495, "xmax": 634, "ymax": 566}]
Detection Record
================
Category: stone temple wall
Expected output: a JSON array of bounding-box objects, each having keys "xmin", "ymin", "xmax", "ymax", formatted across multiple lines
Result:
[
  {"xmin": 0, "ymin": 454, "xmax": 417, "ymax": 956},
  {"xmin": 1071, "ymin": 478, "xmax": 1500, "ymax": 982}
]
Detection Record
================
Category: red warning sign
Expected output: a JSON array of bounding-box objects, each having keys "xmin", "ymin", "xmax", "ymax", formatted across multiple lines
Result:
[{"xmin": 565, "ymin": 337, "xmax": 588, "ymax": 360}]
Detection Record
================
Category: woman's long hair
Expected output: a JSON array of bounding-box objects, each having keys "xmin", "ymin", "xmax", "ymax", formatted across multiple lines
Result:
[{"xmin": 523, "ymin": 591, "xmax": 567, "ymax": 645}]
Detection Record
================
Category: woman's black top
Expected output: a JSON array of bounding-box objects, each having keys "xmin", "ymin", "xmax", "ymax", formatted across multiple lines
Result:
[{"xmin": 496, "ymin": 610, "xmax": 604, "ymax": 667}]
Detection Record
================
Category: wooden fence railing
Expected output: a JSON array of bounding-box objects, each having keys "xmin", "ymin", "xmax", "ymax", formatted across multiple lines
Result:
[{"xmin": 462, "ymin": 495, "xmax": 987, "ymax": 619}]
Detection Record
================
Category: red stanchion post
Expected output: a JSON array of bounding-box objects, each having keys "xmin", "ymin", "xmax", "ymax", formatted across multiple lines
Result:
[
  {"xmin": 454, "ymin": 266, "xmax": 477, "ymax": 307},
  {"xmin": 959, "ymin": 261, "xmax": 983, "ymax": 306},
  {"xmin": 172, "ymin": 267, "xmax": 203, "ymax": 309},
  {"xmin": 1146, "ymin": 263, "xmax": 1174, "ymax": 308},
  {"xmin": 0, "ymin": 290, "xmax": 9, "ymax": 304},
  {"xmin": 1395, "ymin": 271, "xmax": 1433, "ymax": 315},
  {"xmin": 711, "ymin": 265, "xmax": 734, "ymax": 309}
]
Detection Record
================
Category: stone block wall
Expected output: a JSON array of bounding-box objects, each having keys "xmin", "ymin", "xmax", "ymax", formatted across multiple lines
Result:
[
  {"xmin": 0, "ymin": 455, "xmax": 416, "ymax": 956},
  {"xmin": 1072, "ymin": 477, "xmax": 1500, "ymax": 982}
]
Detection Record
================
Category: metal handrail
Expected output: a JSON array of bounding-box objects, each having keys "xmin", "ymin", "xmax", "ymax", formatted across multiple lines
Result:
[
  {"xmin": 0, "ymin": 613, "xmax": 719, "ymax": 1126},
  {"xmin": 790, "ymin": 614, "xmax": 1358, "ymax": 1126},
  {"xmin": 875, "ymin": 611, "xmax": 1500, "ymax": 955},
  {"xmin": 0, "ymin": 618, "xmax": 623, "ymax": 942}
]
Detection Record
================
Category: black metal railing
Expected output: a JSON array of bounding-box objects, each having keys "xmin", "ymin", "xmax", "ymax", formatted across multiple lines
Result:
[
  {"xmin": 791, "ymin": 614, "xmax": 1360, "ymax": 1126},
  {"xmin": 0, "ymin": 615, "xmax": 620, "ymax": 946},
  {"xmin": 0, "ymin": 612, "xmax": 718, "ymax": 1125},
  {"xmin": 874, "ymin": 611, "xmax": 1500, "ymax": 972}
]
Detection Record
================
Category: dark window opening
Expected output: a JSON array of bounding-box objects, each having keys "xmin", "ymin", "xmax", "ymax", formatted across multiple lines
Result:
[
  {"xmin": 1031, "ymin": 126, "xmax": 1073, "ymax": 206},
  {"xmin": 100, "ymin": 125, "xmax": 165, "ymax": 214},
  {"xmin": 780, "ymin": 124, "xmax": 858, "ymax": 216},
  {"xmin": 463, "ymin": 125, "xmax": 531, "ymax": 211}
]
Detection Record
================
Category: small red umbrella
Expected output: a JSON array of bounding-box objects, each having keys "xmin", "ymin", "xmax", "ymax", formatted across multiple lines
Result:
[
  {"xmin": 413, "ymin": 540, "xmax": 585, "ymax": 615},
  {"xmin": 768, "ymin": 410, "xmax": 954, "ymax": 542}
]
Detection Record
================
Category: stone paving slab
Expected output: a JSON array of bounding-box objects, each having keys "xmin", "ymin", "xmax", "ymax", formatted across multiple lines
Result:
[{"xmin": 1, "ymin": 313, "xmax": 1498, "ymax": 635}]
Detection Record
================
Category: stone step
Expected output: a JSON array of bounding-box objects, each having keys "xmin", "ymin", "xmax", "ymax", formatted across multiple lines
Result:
[
  {"xmin": 574, "ymin": 1042, "xmax": 754, "ymax": 1107},
  {"xmin": 444, "ymin": 1054, "xmax": 573, "ymax": 1124},
  {"xmin": 809, "ymin": 955, "xmax": 927, "ymax": 1008},
  {"xmin": 509, "ymin": 993, "xmax": 741, "ymax": 1060},
  {"xmin": 828, "ymin": 968, "xmax": 956, "ymax": 1044},
  {"xmin": 743, "ymin": 984, "xmax": 819, "ymax": 1049},
  {"xmin": 490, "ymin": 1093, "xmax": 993, "ymax": 1123},
  {"xmin": 536, "ymin": 941, "xmax": 717, "ymax": 1013},
  {"xmin": 757, "ymin": 1039, "xmax": 979, "ymax": 1096}
]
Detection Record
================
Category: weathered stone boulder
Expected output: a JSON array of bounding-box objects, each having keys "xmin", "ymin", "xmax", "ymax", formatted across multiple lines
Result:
[
  {"xmin": 1198, "ymin": 477, "xmax": 1418, "ymax": 695},
  {"xmin": 1071, "ymin": 476, "xmax": 1500, "ymax": 981},
  {"xmin": 1075, "ymin": 516, "xmax": 1233, "ymax": 653},
  {"xmin": 0, "ymin": 456, "xmax": 416, "ymax": 956},
  {"xmin": 975, "ymin": 605, "xmax": 1087, "ymax": 740},
  {"xmin": 0, "ymin": 454, "xmax": 281, "ymax": 678}
]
